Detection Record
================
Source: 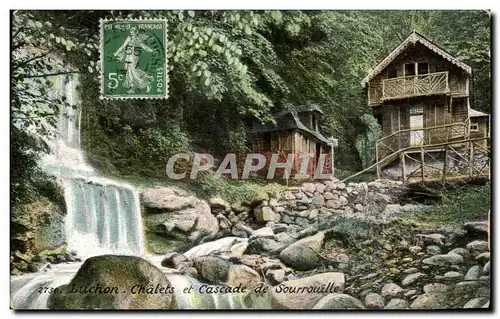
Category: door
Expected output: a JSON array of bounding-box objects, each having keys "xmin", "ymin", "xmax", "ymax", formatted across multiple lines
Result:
[{"xmin": 410, "ymin": 107, "xmax": 424, "ymax": 146}]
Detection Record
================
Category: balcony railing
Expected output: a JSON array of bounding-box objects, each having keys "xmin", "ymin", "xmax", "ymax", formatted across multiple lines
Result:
[
  {"xmin": 375, "ymin": 120, "xmax": 469, "ymax": 162},
  {"xmin": 382, "ymin": 71, "xmax": 449, "ymax": 101}
]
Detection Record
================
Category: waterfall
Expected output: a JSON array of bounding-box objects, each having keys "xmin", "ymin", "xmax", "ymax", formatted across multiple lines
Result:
[{"xmin": 40, "ymin": 74, "xmax": 144, "ymax": 257}]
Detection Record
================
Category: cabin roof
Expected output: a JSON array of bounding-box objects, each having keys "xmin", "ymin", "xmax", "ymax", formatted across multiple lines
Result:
[
  {"xmin": 362, "ymin": 31, "xmax": 472, "ymax": 86},
  {"xmin": 469, "ymin": 108, "xmax": 489, "ymax": 118},
  {"xmin": 247, "ymin": 106, "xmax": 332, "ymax": 145}
]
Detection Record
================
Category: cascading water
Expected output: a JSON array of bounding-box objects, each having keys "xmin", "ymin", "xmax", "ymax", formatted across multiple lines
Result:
[{"xmin": 40, "ymin": 74, "xmax": 144, "ymax": 257}]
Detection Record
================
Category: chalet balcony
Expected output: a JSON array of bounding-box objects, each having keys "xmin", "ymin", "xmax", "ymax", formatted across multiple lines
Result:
[{"xmin": 381, "ymin": 71, "xmax": 450, "ymax": 101}]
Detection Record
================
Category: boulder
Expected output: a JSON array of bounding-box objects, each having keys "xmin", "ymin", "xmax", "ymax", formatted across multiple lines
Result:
[
  {"xmin": 279, "ymin": 232, "xmax": 325, "ymax": 269},
  {"xmin": 426, "ymin": 245, "xmax": 441, "ymax": 255},
  {"xmin": 475, "ymin": 252, "xmax": 490, "ymax": 263},
  {"xmin": 249, "ymin": 227, "xmax": 274, "ymax": 240},
  {"xmin": 464, "ymin": 265, "xmax": 481, "ymax": 281},
  {"xmin": 443, "ymin": 271, "xmax": 462, "ymax": 281},
  {"xmin": 401, "ymin": 272, "xmax": 425, "ymax": 286},
  {"xmin": 410, "ymin": 293, "xmax": 447, "ymax": 309},
  {"xmin": 141, "ymin": 187, "xmax": 195, "ymax": 210},
  {"xmin": 385, "ymin": 298, "xmax": 408, "ymax": 309},
  {"xmin": 271, "ymin": 272, "xmax": 345, "ymax": 309},
  {"xmin": 381, "ymin": 283, "xmax": 403, "ymax": 298},
  {"xmin": 144, "ymin": 196, "xmax": 218, "ymax": 243},
  {"xmin": 227, "ymin": 264, "xmax": 261, "ymax": 288},
  {"xmin": 315, "ymin": 183, "xmax": 326, "ymax": 194},
  {"xmin": 313, "ymin": 294, "xmax": 364, "ymax": 309},
  {"xmin": 364, "ymin": 293, "xmax": 384, "ymax": 309},
  {"xmin": 301, "ymin": 183, "xmax": 316, "ymax": 193},
  {"xmin": 421, "ymin": 253, "xmax": 463, "ymax": 267},
  {"xmin": 245, "ymin": 237, "xmax": 285, "ymax": 255},
  {"xmin": 232, "ymin": 223, "xmax": 253, "ymax": 238},
  {"xmin": 193, "ymin": 256, "xmax": 230, "ymax": 284},
  {"xmin": 463, "ymin": 221, "xmax": 489, "ymax": 237},
  {"xmin": 184, "ymin": 237, "xmax": 248, "ymax": 259},
  {"xmin": 466, "ymin": 240, "xmax": 489, "ymax": 255},
  {"xmin": 208, "ymin": 196, "xmax": 231, "ymax": 212},
  {"xmin": 266, "ymin": 269, "xmax": 285, "ymax": 285},
  {"xmin": 48, "ymin": 255, "xmax": 174, "ymax": 309},
  {"xmin": 161, "ymin": 252, "xmax": 189, "ymax": 269},
  {"xmin": 463, "ymin": 297, "xmax": 488, "ymax": 309},
  {"xmin": 254, "ymin": 206, "xmax": 280, "ymax": 223},
  {"xmin": 311, "ymin": 195, "xmax": 325, "ymax": 207},
  {"xmin": 417, "ymin": 233, "xmax": 446, "ymax": 246},
  {"xmin": 448, "ymin": 247, "xmax": 470, "ymax": 259},
  {"xmin": 423, "ymin": 283, "xmax": 448, "ymax": 293},
  {"xmin": 483, "ymin": 261, "xmax": 490, "ymax": 275}
]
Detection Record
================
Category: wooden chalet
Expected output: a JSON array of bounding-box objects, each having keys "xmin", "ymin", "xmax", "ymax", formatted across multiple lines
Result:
[
  {"xmin": 247, "ymin": 104, "xmax": 337, "ymax": 178},
  {"xmin": 361, "ymin": 31, "xmax": 490, "ymax": 182}
]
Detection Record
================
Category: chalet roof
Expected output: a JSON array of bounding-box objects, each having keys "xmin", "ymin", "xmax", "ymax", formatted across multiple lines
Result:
[
  {"xmin": 469, "ymin": 108, "xmax": 489, "ymax": 118},
  {"xmin": 247, "ymin": 108, "xmax": 332, "ymax": 145},
  {"xmin": 362, "ymin": 31, "xmax": 472, "ymax": 86}
]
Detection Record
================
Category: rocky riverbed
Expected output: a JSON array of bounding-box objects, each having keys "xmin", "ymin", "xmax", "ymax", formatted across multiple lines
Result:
[{"xmin": 11, "ymin": 179, "xmax": 491, "ymax": 310}]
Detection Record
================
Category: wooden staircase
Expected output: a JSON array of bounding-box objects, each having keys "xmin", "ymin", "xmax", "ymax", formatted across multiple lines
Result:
[{"xmin": 343, "ymin": 120, "xmax": 490, "ymax": 184}]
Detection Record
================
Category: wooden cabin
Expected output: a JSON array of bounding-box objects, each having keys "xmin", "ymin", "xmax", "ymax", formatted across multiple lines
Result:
[
  {"xmin": 247, "ymin": 104, "xmax": 337, "ymax": 178},
  {"xmin": 363, "ymin": 31, "xmax": 490, "ymax": 162},
  {"xmin": 469, "ymin": 108, "xmax": 490, "ymax": 149}
]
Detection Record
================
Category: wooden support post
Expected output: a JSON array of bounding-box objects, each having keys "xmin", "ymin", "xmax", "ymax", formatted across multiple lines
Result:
[
  {"xmin": 469, "ymin": 141, "xmax": 474, "ymax": 177},
  {"xmin": 400, "ymin": 152, "xmax": 406, "ymax": 183},
  {"xmin": 375, "ymin": 143, "xmax": 380, "ymax": 179},
  {"xmin": 443, "ymin": 145, "xmax": 448, "ymax": 181},
  {"xmin": 420, "ymin": 148, "xmax": 425, "ymax": 181}
]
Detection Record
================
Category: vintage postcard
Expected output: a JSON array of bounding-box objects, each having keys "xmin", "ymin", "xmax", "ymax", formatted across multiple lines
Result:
[{"xmin": 10, "ymin": 9, "xmax": 491, "ymax": 311}]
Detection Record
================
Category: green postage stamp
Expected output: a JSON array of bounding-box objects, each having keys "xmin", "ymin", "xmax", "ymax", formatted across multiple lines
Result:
[{"xmin": 100, "ymin": 19, "xmax": 168, "ymax": 99}]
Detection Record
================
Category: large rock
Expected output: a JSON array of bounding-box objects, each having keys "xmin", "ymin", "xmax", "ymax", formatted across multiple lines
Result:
[
  {"xmin": 401, "ymin": 272, "xmax": 425, "ymax": 286},
  {"xmin": 142, "ymin": 188, "xmax": 219, "ymax": 243},
  {"xmin": 279, "ymin": 232, "xmax": 325, "ymax": 269},
  {"xmin": 184, "ymin": 237, "xmax": 248, "ymax": 259},
  {"xmin": 313, "ymin": 294, "xmax": 364, "ymax": 309},
  {"xmin": 193, "ymin": 256, "xmax": 230, "ymax": 284},
  {"xmin": 410, "ymin": 292, "xmax": 447, "ymax": 309},
  {"xmin": 464, "ymin": 265, "xmax": 481, "ymax": 281},
  {"xmin": 381, "ymin": 283, "xmax": 403, "ymax": 298},
  {"xmin": 463, "ymin": 221, "xmax": 489, "ymax": 237},
  {"xmin": 417, "ymin": 233, "xmax": 446, "ymax": 246},
  {"xmin": 254, "ymin": 206, "xmax": 280, "ymax": 223},
  {"xmin": 227, "ymin": 264, "xmax": 261, "ymax": 288},
  {"xmin": 385, "ymin": 298, "xmax": 409, "ymax": 309},
  {"xmin": 466, "ymin": 240, "xmax": 489, "ymax": 255},
  {"xmin": 208, "ymin": 196, "xmax": 231, "ymax": 212},
  {"xmin": 364, "ymin": 293, "xmax": 384, "ymax": 309},
  {"xmin": 422, "ymin": 253, "xmax": 463, "ymax": 267},
  {"xmin": 48, "ymin": 255, "xmax": 174, "ymax": 309},
  {"xmin": 141, "ymin": 187, "xmax": 195, "ymax": 210},
  {"xmin": 271, "ymin": 272, "xmax": 345, "ymax": 309}
]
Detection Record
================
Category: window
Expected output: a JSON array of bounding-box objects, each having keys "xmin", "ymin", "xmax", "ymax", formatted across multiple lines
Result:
[
  {"xmin": 404, "ymin": 63, "xmax": 415, "ymax": 76},
  {"xmin": 418, "ymin": 62, "xmax": 429, "ymax": 75},
  {"xmin": 387, "ymin": 64, "xmax": 398, "ymax": 78},
  {"xmin": 470, "ymin": 122, "xmax": 479, "ymax": 132}
]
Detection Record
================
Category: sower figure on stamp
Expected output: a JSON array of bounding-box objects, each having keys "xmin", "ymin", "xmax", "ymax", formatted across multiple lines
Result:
[{"xmin": 113, "ymin": 26, "xmax": 154, "ymax": 93}]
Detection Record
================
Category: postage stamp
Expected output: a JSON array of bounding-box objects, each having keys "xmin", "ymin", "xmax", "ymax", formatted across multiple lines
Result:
[{"xmin": 100, "ymin": 19, "xmax": 168, "ymax": 99}]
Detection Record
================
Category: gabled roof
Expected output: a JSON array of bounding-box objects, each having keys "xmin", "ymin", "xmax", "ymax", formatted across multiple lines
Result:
[
  {"xmin": 247, "ymin": 107, "xmax": 332, "ymax": 145},
  {"xmin": 469, "ymin": 108, "xmax": 489, "ymax": 118},
  {"xmin": 362, "ymin": 31, "xmax": 472, "ymax": 86}
]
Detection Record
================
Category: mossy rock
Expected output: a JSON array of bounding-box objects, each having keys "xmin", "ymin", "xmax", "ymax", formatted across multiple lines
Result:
[{"xmin": 48, "ymin": 255, "xmax": 175, "ymax": 310}]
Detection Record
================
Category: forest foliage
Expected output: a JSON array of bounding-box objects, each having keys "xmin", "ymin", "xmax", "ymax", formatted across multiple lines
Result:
[{"xmin": 11, "ymin": 10, "xmax": 491, "ymax": 204}]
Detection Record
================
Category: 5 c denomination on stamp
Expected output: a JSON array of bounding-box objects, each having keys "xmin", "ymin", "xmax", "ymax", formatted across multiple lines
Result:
[{"xmin": 100, "ymin": 19, "xmax": 168, "ymax": 99}]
